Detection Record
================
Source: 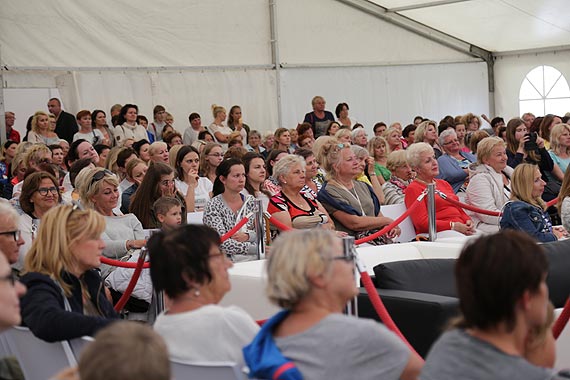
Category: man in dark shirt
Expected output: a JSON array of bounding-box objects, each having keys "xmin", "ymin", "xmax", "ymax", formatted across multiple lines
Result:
[{"xmin": 48, "ymin": 98, "xmax": 77, "ymax": 144}]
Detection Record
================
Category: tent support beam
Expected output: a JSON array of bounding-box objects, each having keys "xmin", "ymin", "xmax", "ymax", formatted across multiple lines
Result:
[
  {"xmin": 493, "ymin": 45, "xmax": 570, "ymax": 57},
  {"xmin": 269, "ymin": 0, "xmax": 283, "ymax": 129},
  {"xmin": 0, "ymin": 44, "xmax": 6, "ymax": 145},
  {"xmin": 386, "ymin": 0, "xmax": 472, "ymax": 13}
]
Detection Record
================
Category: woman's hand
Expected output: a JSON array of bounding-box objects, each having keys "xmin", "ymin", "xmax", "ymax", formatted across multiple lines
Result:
[
  {"xmin": 452, "ymin": 220, "xmax": 475, "ymax": 235},
  {"xmin": 366, "ymin": 156, "xmax": 375, "ymax": 173},
  {"xmin": 553, "ymin": 226, "xmax": 569, "ymax": 239},
  {"xmin": 536, "ymin": 135, "xmax": 545, "ymax": 149},
  {"xmin": 517, "ymin": 135, "xmax": 528, "ymax": 153},
  {"xmin": 231, "ymin": 232, "xmax": 249, "ymax": 242},
  {"xmin": 386, "ymin": 226, "xmax": 401, "ymax": 239},
  {"xmin": 186, "ymin": 168, "xmax": 199, "ymax": 188},
  {"xmin": 126, "ymin": 239, "xmax": 147, "ymax": 250}
]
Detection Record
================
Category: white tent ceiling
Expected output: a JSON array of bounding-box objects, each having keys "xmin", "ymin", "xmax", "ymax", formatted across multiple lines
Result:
[{"xmin": 366, "ymin": 0, "xmax": 570, "ymax": 53}]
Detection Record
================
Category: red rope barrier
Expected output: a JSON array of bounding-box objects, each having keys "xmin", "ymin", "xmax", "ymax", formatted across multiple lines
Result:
[
  {"xmin": 113, "ymin": 252, "xmax": 147, "ymax": 312},
  {"xmin": 553, "ymin": 297, "xmax": 570, "ymax": 339},
  {"xmin": 436, "ymin": 193, "xmax": 501, "ymax": 217},
  {"xmin": 546, "ymin": 197, "xmax": 558, "ymax": 209},
  {"xmin": 360, "ymin": 270, "xmax": 422, "ymax": 358},
  {"xmin": 220, "ymin": 216, "xmax": 250, "ymax": 242},
  {"xmin": 267, "ymin": 216, "xmax": 294, "ymax": 231},
  {"xmin": 101, "ymin": 256, "xmax": 151, "ymax": 269},
  {"xmin": 354, "ymin": 195, "xmax": 423, "ymax": 245}
]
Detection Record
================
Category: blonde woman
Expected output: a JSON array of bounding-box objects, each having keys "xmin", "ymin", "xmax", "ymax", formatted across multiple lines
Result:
[
  {"xmin": 500, "ymin": 163, "xmax": 565, "ymax": 242},
  {"xmin": 548, "ymin": 123, "xmax": 570, "ymax": 173},
  {"xmin": 28, "ymin": 111, "xmax": 60, "ymax": 145},
  {"xmin": 382, "ymin": 127, "xmax": 403, "ymax": 153},
  {"xmin": 20, "ymin": 205, "xmax": 118, "ymax": 341},
  {"xmin": 414, "ymin": 120, "xmax": 441, "ymax": 158},
  {"xmin": 243, "ymin": 229, "xmax": 422, "ymax": 379},
  {"xmin": 368, "ymin": 136, "xmax": 391, "ymax": 182},
  {"xmin": 208, "ymin": 104, "xmax": 234, "ymax": 150}
]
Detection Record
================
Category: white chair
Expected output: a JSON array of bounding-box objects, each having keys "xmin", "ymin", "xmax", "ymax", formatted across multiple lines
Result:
[
  {"xmin": 380, "ymin": 203, "xmax": 417, "ymax": 243},
  {"xmin": 3, "ymin": 326, "xmax": 77, "ymax": 380},
  {"xmin": 69, "ymin": 336, "xmax": 95, "ymax": 359},
  {"xmin": 170, "ymin": 359, "xmax": 246, "ymax": 380}
]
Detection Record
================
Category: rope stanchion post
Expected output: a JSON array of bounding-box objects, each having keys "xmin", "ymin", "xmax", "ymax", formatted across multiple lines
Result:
[
  {"xmin": 427, "ymin": 183, "xmax": 436, "ymax": 241},
  {"xmin": 253, "ymin": 198, "xmax": 266, "ymax": 260},
  {"xmin": 114, "ymin": 247, "xmax": 147, "ymax": 313},
  {"xmin": 342, "ymin": 236, "xmax": 358, "ymax": 317}
]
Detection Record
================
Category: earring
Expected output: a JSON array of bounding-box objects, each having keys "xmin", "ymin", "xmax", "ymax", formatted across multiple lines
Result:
[{"xmin": 194, "ymin": 288, "xmax": 200, "ymax": 297}]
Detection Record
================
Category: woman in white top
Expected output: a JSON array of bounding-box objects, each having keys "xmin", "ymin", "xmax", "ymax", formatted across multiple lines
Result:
[
  {"xmin": 150, "ymin": 224, "xmax": 259, "ymax": 365},
  {"xmin": 27, "ymin": 111, "xmax": 60, "ymax": 145},
  {"xmin": 207, "ymin": 104, "xmax": 233, "ymax": 151},
  {"xmin": 73, "ymin": 110, "xmax": 105, "ymax": 145},
  {"xmin": 174, "ymin": 145, "xmax": 212, "ymax": 212},
  {"xmin": 113, "ymin": 104, "xmax": 148, "ymax": 147}
]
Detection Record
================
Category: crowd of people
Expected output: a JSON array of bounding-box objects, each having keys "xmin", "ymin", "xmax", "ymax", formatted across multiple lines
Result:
[{"xmin": 0, "ymin": 96, "xmax": 569, "ymax": 379}]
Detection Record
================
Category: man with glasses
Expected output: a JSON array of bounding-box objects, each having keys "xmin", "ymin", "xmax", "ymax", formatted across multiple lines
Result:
[{"xmin": 0, "ymin": 202, "xmax": 24, "ymax": 266}]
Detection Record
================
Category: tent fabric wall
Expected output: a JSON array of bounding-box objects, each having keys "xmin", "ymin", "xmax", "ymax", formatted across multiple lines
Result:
[
  {"xmin": 494, "ymin": 50, "xmax": 570, "ymax": 119},
  {"xmin": 280, "ymin": 61, "xmax": 489, "ymax": 131},
  {"xmin": 0, "ymin": 0, "xmax": 272, "ymax": 67},
  {"xmin": 277, "ymin": 0, "xmax": 477, "ymax": 66}
]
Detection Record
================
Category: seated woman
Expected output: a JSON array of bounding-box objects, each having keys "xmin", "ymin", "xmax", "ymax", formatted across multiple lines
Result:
[
  {"xmin": 294, "ymin": 148, "xmax": 323, "ymax": 196},
  {"xmin": 120, "ymin": 158, "xmax": 147, "ymax": 215},
  {"xmin": 79, "ymin": 167, "xmax": 150, "ymax": 319},
  {"xmin": 405, "ymin": 143, "xmax": 475, "ymax": 235},
  {"xmin": 500, "ymin": 163, "xmax": 565, "ymax": 242},
  {"xmin": 203, "ymin": 158, "xmax": 258, "ymax": 262},
  {"xmin": 317, "ymin": 140, "xmax": 399, "ymax": 244},
  {"xmin": 150, "ymin": 224, "xmax": 259, "ymax": 365},
  {"xmin": 263, "ymin": 149, "xmax": 288, "ymax": 196},
  {"xmin": 420, "ymin": 231, "xmax": 557, "ymax": 379},
  {"xmin": 242, "ymin": 152, "xmax": 271, "ymax": 210},
  {"xmin": 174, "ymin": 145, "xmax": 212, "ymax": 212},
  {"xmin": 382, "ymin": 150, "xmax": 413, "ymax": 205},
  {"xmin": 243, "ymin": 229, "xmax": 422, "ymax": 379},
  {"xmin": 558, "ymin": 167, "xmax": 570, "ymax": 231},
  {"xmin": 20, "ymin": 205, "xmax": 118, "ymax": 342},
  {"xmin": 548, "ymin": 123, "xmax": 570, "ymax": 173},
  {"xmin": 129, "ymin": 162, "xmax": 187, "ymax": 229},
  {"xmin": 268, "ymin": 155, "xmax": 334, "ymax": 232},
  {"xmin": 436, "ymin": 129, "xmax": 476, "ymax": 194},
  {"xmin": 414, "ymin": 120, "xmax": 442, "ymax": 158},
  {"xmin": 465, "ymin": 137, "xmax": 513, "ymax": 233},
  {"xmin": 18, "ymin": 171, "xmax": 62, "ymax": 272}
]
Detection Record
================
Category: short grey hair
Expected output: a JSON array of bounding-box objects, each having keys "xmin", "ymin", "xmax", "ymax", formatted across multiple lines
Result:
[
  {"xmin": 0, "ymin": 201, "xmax": 19, "ymax": 225},
  {"xmin": 272, "ymin": 155, "xmax": 306, "ymax": 185},
  {"xmin": 351, "ymin": 128, "xmax": 366, "ymax": 141},
  {"xmin": 350, "ymin": 145, "xmax": 369, "ymax": 159},
  {"xmin": 406, "ymin": 142, "xmax": 434, "ymax": 168},
  {"xmin": 266, "ymin": 229, "xmax": 338, "ymax": 309},
  {"xmin": 438, "ymin": 129, "xmax": 457, "ymax": 147}
]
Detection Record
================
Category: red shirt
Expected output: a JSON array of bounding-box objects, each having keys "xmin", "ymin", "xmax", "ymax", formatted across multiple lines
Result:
[
  {"xmin": 7, "ymin": 128, "xmax": 20, "ymax": 143},
  {"xmin": 404, "ymin": 179, "xmax": 470, "ymax": 234}
]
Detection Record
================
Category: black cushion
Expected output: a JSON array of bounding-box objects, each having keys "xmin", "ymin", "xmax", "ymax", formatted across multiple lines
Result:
[
  {"xmin": 373, "ymin": 259, "xmax": 457, "ymax": 298},
  {"xmin": 540, "ymin": 239, "xmax": 570, "ymax": 308}
]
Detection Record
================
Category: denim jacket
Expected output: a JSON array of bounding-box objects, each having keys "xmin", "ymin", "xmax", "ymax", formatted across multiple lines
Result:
[{"xmin": 500, "ymin": 201, "xmax": 556, "ymax": 242}]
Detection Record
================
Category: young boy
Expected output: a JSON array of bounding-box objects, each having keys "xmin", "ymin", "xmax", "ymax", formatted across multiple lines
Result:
[{"xmin": 153, "ymin": 196, "xmax": 183, "ymax": 232}]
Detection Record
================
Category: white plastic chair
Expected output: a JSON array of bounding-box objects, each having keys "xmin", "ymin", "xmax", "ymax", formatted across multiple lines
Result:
[
  {"xmin": 380, "ymin": 203, "xmax": 417, "ymax": 243},
  {"xmin": 3, "ymin": 326, "xmax": 77, "ymax": 380},
  {"xmin": 170, "ymin": 359, "xmax": 246, "ymax": 380}
]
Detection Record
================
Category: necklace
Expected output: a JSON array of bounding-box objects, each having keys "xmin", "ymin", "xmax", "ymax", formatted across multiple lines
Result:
[{"xmin": 330, "ymin": 179, "xmax": 366, "ymax": 215}]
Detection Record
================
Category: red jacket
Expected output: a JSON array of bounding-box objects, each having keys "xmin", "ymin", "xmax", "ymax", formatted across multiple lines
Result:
[{"xmin": 404, "ymin": 179, "xmax": 471, "ymax": 234}]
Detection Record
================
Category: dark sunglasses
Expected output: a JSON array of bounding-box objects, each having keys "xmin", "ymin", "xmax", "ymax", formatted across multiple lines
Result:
[
  {"xmin": 0, "ymin": 230, "xmax": 21, "ymax": 242},
  {"xmin": 330, "ymin": 254, "xmax": 356, "ymax": 263}
]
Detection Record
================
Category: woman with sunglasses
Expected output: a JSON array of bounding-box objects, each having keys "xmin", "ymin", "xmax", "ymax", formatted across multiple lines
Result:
[
  {"xmin": 317, "ymin": 140, "xmax": 399, "ymax": 245},
  {"xmin": 129, "ymin": 162, "xmax": 187, "ymax": 229},
  {"xmin": 243, "ymin": 229, "xmax": 422, "ymax": 379},
  {"xmin": 20, "ymin": 205, "xmax": 118, "ymax": 342},
  {"xmin": 18, "ymin": 171, "xmax": 62, "ymax": 272}
]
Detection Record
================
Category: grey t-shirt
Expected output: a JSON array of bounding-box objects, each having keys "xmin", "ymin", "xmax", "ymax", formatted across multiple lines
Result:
[
  {"xmin": 274, "ymin": 314, "xmax": 410, "ymax": 380},
  {"xmin": 420, "ymin": 329, "xmax": 562, "ymax": 380}
]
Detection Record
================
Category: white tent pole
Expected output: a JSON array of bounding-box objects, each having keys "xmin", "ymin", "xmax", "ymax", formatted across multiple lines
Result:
[
  {"xmin": 0, "ymin": 43, "xmax": 6, "ymax": 145},
  {"xmin": 269, "ymin": 0, "xmax": 283, "ymax": 129}
]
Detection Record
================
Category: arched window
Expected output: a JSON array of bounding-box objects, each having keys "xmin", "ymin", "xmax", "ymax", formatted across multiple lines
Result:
[{"xmin": 519, "ymin": 65, "xmax": 570, "ymax": 117}]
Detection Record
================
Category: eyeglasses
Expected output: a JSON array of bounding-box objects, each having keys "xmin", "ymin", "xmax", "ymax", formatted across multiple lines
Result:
[
  {"xmin": 90, "ymin": 169, "xmax": 115, "ymax": 187},
  {"xmin": 443, "ymin": 139, "xmax": 459, "ymax": 145},
  {"xmin": 329, "ymin": 254, "xmax": 356, "ymax": 263},
  {"xmin": 38, "ymin": 158, "xmax": 52, "ymax": 164},
  {"xmin": 337, "ymin": 143, "xmax": 350, "ymax": 149},
  {"xmin": 160, "ymin": 179, "xmax": 175, "ymax": 187},
  {"xmin": 37, "ymin": 187, "xmax": 59, "ymax": 196},
  {"xmin": 208, "ymin": 153, "xmax": 224, "ymax": 158},
  {"xmin": 0, "ymin": 273, "xmax": 16, "ymax": 286},
  {"xmin": 0, "ymin": 230, "xmax": 21, "ymax": 242}
]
